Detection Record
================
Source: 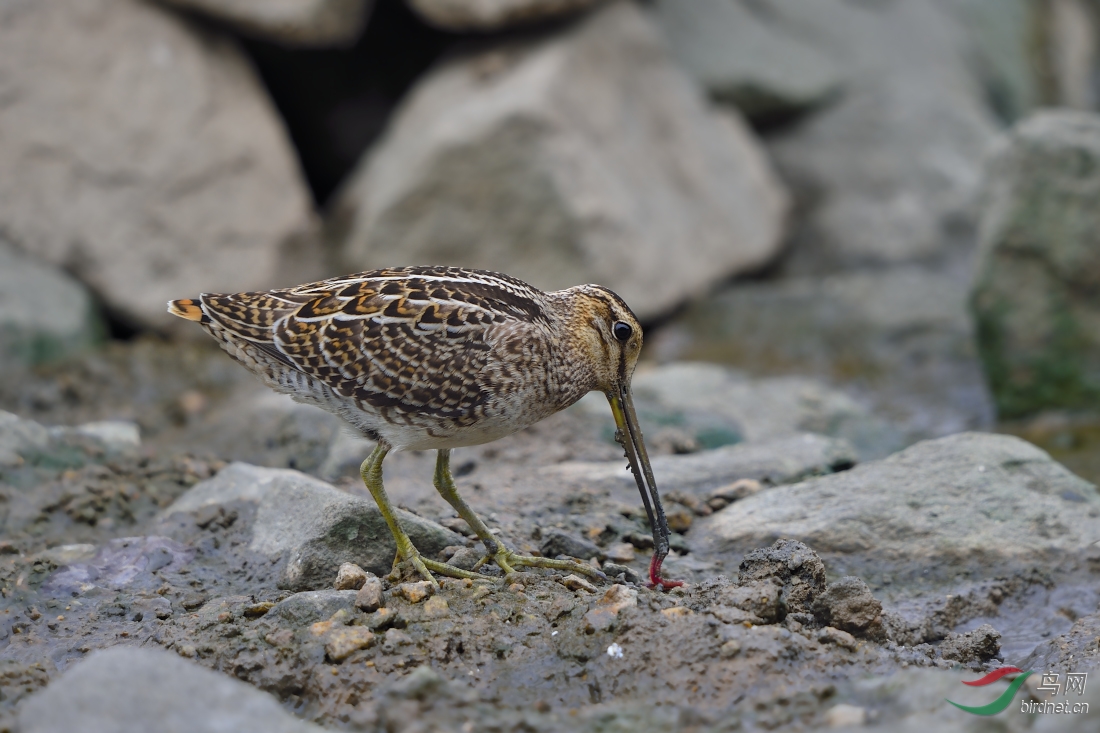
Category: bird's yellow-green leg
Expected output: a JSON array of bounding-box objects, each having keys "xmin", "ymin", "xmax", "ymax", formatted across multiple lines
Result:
[
  {"xmin": 433, "ymin": 449, "xmax": 605, "ymax": 582},
  {"xmin": 360, "ymin": 445, "xmax": 490, "ymax": 588}
]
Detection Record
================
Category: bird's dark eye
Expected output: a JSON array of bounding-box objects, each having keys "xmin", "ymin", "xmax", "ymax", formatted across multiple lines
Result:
[{"xmin": 613, "ymin": 321, "xmax": 633, "ymax": 342}]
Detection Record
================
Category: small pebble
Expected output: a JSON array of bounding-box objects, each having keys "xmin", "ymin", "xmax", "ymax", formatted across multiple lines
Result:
[
  {"xmin": 660, "ymin": 606, "xmax": 693, "ymax": 620},
  {"xmin": 242, "ymin": 602, "xmax": 274, "ymax": 618},
  {"xmin": 366, "ymin": 607, "xmax": 401, "ymax": 631},
  {"xmin": 422, "ymin": 595, "xmax": 450, "ymax": 618},
  {"xmin": 333, "ymin": 563, "xmax": 369, "ymax": 591},
  {"xmin": 311, "ymin": 609, "xmax": 351, "ymax": 637},
  {"xmin": 818, "ymin": 626, "xmax": 859, "ymax": 652},
  {"xmin": 604, "ymin": 543, "xmax": 635, "ymax": 563},
  {"xmin": 325, "ymin": 627, "xmax": 375, "ymax": 663},
  {"xmin": 606, "ymin": 643, "xmax": 623, "ymax": 659},
  {"xmin": 824, "ymin": 704, "xmax": 866, "ymax": 728},
  {"xmin": 665, "ymin": 504, "xmax": 693, "ymax": 533},
  {"xmin": 398, "ymin": 581, "xmax": 435, "ymax": 604},
  {"xmin": 719, "ymin": 639, "xmax": 741, "ymax": 658},
  {"xmin": 560, "ymin": 574, "xmax": 597, "ymax": 593},
  {"xmin": 355, "ymin": 577, "xmax": 384, "ymax": 612},
  {"xmin": 707, "ymin": 479, "xmax": 763, "ymax": 508},
  {"xmin": 181, "ymin": 593, "xmax": 206, "ymax": 611}
]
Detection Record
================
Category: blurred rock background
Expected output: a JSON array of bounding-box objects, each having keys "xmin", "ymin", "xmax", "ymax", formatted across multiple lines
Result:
[{"xmin": 2, "ymin": 0, "xmax": 1099, "ymax": 476}]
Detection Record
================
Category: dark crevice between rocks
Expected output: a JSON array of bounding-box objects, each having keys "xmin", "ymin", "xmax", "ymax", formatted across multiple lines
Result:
[{"xmin": 238, "ymin": 0, "xmax": 461, "ymax": 208}]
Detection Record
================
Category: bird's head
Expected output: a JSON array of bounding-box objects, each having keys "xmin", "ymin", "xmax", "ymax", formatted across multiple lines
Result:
[{"xmin": 564, "ymin": 284, "xmax": 644, "ymax": 395}]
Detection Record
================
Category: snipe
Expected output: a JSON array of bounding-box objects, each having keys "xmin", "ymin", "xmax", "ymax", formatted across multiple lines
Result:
[{"xmin": 169, "ymin": 266, "xmax": 681, "ymax": 589}]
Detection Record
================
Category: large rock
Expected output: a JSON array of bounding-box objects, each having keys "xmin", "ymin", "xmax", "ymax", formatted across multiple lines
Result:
[
  {"xmin": 762, "ymin": 0, "xmax": 996, "ymax": 273},
  {"xmin": 950, "ymin": 0, "xmax": 1036, "ymax": 122},
  {"xmin": 406, "ymin": 0, "xmax": 604, "ymax": 31},
  {"xmin": 0, "ymin": 410, "xmax": 141, "ymax": 468},
  {"xmin": 1025, "ymin": 610, "xmax": 1100, "ymax": 673},
  {"xmin": 543, "ymin": 432, "xmax": 856, "ymax": 496},
  {"xmin": 40, "ymin": 536, "xmax": 194, "ymax": 598},
  {"xmin": 0, "ymin": 239, "xmax": 103, "ymax": 370},
  {"xmin": 0, "ymin": 0, "xmax": 316, "ymax": 330},
  {"xmin": 17, "ymin": 646, "xmax": 323, "ymax": 732},
  {"xmin": 952, "ymin": 0, "xmax": 1098, "ymax": 121},
  {"xmin": 651, "ymin": 268, "xmax": 995, "ymax": 450},
  {"xmin": 627, "ymin": 361, "xmax": 899, "ymax": 459},
  {"xmin": 696, "ymin": 433, "xmax": 1100, "ymax": 586},
  {"xmin": 153, "ymin": 0, "xmax": 373, "ymax": 47},
  {"xmin": 652, "ymin": 0, "xmax": 842, "ymax": 121},
  {"xmin": 162, "ymin": 462, "xmax": 462, "ymax": 589},
  {"xmin": 180, "ymin": 389, "xmax": 351, "ymax": 476},
  {"xmin": 333, "ymin": 0, "xmax": 787, "ymax": 320},
  {"xmin": 1040, "ymin": 0, "xmax": 1100, "ymax": 111},
  {"xmin": 971, "ymin": 110, "xmax": 1100, "ymax": 418}
]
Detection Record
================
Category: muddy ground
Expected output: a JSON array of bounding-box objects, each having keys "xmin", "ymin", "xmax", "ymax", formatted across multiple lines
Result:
[{"xmin": 2, "ymin": 340, "xmax": 1099, "ymax": 732}]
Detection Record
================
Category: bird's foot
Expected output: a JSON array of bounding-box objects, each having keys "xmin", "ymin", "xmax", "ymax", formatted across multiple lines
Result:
[
  {"xmin": 475, "ymin": 548, "xmax": 606, "ymax": 582},
  {"xmin": 421, "ymin": 557, "xmax": 495, "ymax": 582},
  {"xmin": 390, "ymin": 550, "xmax": 494, "ymax": 587}
]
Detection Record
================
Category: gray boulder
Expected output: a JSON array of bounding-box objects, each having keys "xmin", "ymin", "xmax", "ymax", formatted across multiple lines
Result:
[
  {"xmin": 41, "ymin": 536, "xmax": 193, "ymax": 598},
  {"xmin": 652, "ymin": 0, "xmax": 842, "ymax": 120},
  {"xmin": 696, "ymin": 432, "xmax": 1100, "ymax": 586},
  {"xmin": 184, "ymin": 389, "xmax": 350, "ymax": 476},
  {"xmin": 163, "ymin": 462, "xmax": 462, "ymax": 589},
  {"xmin": 333, "ymin": 0, "xmax": 787, "ymax": 320},
  {"xmin": 0, "ymin": 239, "xmax": 102, "ymax": 370},
  {"xmin": 626, "ymin": 362, "xmax": 897, "ymax": 458},
  {"xmin": 950, "ymin": 0, "xmax": 1036, "ymax": 122},
  {"xmin": 762, "ymin": 0, "xmax": 995, "ymax": 273},
  {"xmin": 971, "ymin": 110, "xmax": 1100, "ymax": 418},
  {"xmin": 0, "ymin": 0, "xmax": 316, "ymax": 330},
  {"xmin": 543, "ymin": 432, "xmax": 856, "ymax": 497},
  {"xmin": 567, "ymin": 361, "xmax": 897, "ymax": 458},
  {"xmin": 0, "ymin": 411, "xmax": 50, "ymax": 468},
  {"xmin": 406, "ymin": 0, "xmax": 604, "ymax": 31},
  {"xmin": 1025, "ymin": 610, "xmax": 1100, "ymax": 673},
  {"xmin": 17, "ymin": 646, "xmax": 323, "ymax": 732},
  {"xmin": 0, "ymin": 411, "xmax": 141, "ymax": 468},
  {"xmin": 153, "ymin": 0, "xmax": 373, "ymax": 46},
  {"xmin": 651, "ymin": 268, "xmax": 994, "ymax": 453}
]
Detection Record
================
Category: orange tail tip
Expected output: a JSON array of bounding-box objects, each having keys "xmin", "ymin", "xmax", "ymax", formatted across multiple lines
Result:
[{"xmin": 167, "ymin": 298, "xmax": 204, "ymax": 322}]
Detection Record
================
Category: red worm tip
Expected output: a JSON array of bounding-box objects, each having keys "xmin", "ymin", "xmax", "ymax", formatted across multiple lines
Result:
[
  {"xmin": 962, "ymin": 667, "xmax": 1024, "ymax": 686},
  {"xmin": 646, "ymin": 552, "xmax": 685, "ymax": 590}
]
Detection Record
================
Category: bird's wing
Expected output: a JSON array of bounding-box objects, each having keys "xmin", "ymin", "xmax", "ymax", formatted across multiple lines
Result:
[{"xmin": 196, "ymin": 267, "xmax": 549, "ymax": 421}]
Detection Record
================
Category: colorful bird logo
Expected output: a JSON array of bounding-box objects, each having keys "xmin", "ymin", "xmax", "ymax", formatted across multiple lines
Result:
[{"xmin": 947, "ymin": 666, "xmax": 1032, "ymax": 715}]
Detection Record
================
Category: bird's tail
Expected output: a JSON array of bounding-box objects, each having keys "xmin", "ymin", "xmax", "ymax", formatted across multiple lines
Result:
[{"xmin": 167, "ymin": 298, "xmax": 204, "ymax": 322}]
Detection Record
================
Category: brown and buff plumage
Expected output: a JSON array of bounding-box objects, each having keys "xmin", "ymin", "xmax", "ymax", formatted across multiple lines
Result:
[{"xmin": 169, "ymin": 266, "xmax": 682, "ymax": 589}]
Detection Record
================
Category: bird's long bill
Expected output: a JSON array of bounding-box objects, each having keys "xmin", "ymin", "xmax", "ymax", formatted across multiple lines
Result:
[{"xmin": 607, "ymin": 383, "xmax": 682, "ymax": 589}]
